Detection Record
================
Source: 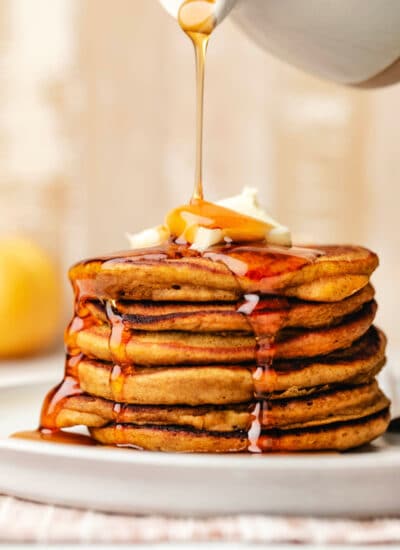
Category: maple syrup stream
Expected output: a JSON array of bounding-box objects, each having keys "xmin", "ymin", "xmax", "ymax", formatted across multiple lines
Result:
[{"xmin": 178, "ymin": 0, "xmax": 217, "ymax": 202}]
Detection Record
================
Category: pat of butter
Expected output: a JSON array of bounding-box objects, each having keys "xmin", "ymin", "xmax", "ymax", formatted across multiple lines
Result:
[
  {"xmin": 127, "ymin": 188, "xmax": 291, "ymax": 250},
  {"xmin": 216, "ymin": 187, "xmax": 291, "ymax": 248},
  {"xmin": 189, "ymin": 227, "xmax": 224, "ymax": 252},
  {"xmin": 126, "ymin": 225, "xmax": 169, "ymax": 249}
]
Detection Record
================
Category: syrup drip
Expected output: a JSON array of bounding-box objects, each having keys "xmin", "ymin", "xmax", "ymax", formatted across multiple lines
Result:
[
  {"xmin": 235, "ymin": 290, "xmax": 291, "ymax": 452},
  {"xmin": 105, "ymin": 300, "xmax": 131, "ymax": 365},
  {"xmin": 113, "ymin": 402, "xmax": 124, "ymax": 422},
  {"xmin": 66, "ymin": 316, "xmax": 86, "ymax": 355},
  {"xmin": 110, "ymin": 365, "xmax": 126, "ymax": 402},
  {"xmin": 113, "ymin": 403, "xmax": 139, "ymax": 424},
  {"xmin": 39, "ymin": 355, "xmax": 84, "ymax": 430},
  {"xmin": 247, "ymin": 402, "xmax": 262, "ymax": 453},
  {"xmin": 105, "ymin": 300, "xmax": 133, "ymax": 403},
  {"xmin": 65, "ymin": 298, "xmax": 100, "ymax": 355}
]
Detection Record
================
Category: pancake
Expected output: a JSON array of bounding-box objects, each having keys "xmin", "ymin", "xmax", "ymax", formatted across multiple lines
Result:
[
  {"xmin": 52, "ymin": 381, "xmax": 389, "ymax": 433},
  {"xmin": 84, "ymin": 283, "xmax": 375, "ymax": 333},
  {"xmin": 262, "ymin": 327, "xmax": 386, "ymax": 396},
  {"xmin": 261, "ymin": 381, "xmax": 389, "ymax": 429},
  {"xmin": 89, "ymin": 409, "xmax": 390, "ymax": 452},
  {"xmin": 38, "ymin": 238, "xmax": 389, "ymax": 453},
  {"xmin": 75, "ymin": 327, "xmax": 385, "ymax": 405},
  {"xmin": 70, "ymin": 244, "xmax": 378, "ymax": 303},
  {"xmin": 67, "ymin": 301, "xmax": 376, "ymax": 365}
]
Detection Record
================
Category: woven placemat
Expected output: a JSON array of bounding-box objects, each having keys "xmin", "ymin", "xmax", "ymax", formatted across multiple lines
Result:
[{"xmin": 0, "ymin": 495, "xmax": 399, "ymax": 544}]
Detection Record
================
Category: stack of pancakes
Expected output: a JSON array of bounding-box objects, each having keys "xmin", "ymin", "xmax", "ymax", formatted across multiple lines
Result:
[{"xmin": 41, "ymin": 243, "xmax": 390, "ymax": 452}]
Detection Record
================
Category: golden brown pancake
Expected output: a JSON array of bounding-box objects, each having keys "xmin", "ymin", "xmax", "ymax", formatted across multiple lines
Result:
[
  {"xmin": 38, "ymin": 240, "xmax": 389, "ymax": 453},
  {"xmin": 85, "ymin": 283, "xmax": 374, "ymax": 333},
  {"xmin": 89, "ymin": 409, "xmax": 390, "ymax": 452},
  {"xmin": 74, "ymin": 327, "xmax": 385, "ymax": 405},
  {"xmin": 53, "ymin": 381, "xmax": 389, "ymax": 433},
  {"xmin": 70, "ymin": 244, "xmax": 378, "ymax": 303},
  {"xmin": 67, "ymin": 301, "xmax": 376, "ymax": 365}
]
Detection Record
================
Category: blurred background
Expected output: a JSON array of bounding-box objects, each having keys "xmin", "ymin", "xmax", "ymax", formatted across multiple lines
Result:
[{"xmin": 0, "ymin": 0, "xmax": 399, "ymax": 356}]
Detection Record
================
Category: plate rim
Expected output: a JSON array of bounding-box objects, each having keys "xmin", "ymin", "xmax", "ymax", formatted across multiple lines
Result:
[{"xmin": 1, "ymin": 435, "xmax": 398, "ymax": 471}]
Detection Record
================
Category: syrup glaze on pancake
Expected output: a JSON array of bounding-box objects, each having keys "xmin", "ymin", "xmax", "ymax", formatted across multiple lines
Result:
[
  {"xmin": 69, "ymin": 242, "xmax": 377, "ymax": 302},
  {"xmin": 38, "ymin": 241, "xmax": 386, "ymax": 452}
]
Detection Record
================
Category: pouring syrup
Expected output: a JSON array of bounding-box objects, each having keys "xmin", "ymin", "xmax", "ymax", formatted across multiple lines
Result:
[{"xmin": 178, "ymin": 0, "xmax": 216, "ymax": 202}]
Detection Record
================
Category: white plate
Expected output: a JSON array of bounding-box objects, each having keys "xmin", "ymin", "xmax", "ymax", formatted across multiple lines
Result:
[
  {"xmin": 0, "ymin": 380, "xmax": 399, "ymax": 517},
  {"xmin": 0, "ymin": 351, "xmax": 63, "ymax": 388}
]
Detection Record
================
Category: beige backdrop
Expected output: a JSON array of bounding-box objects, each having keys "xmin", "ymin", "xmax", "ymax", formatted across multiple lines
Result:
[{"xmin": 0, "ymin": 0, "xmax": 399, "ymax": 347}]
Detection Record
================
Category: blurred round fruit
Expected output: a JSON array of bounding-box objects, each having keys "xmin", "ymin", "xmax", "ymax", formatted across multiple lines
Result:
[{"xmin": 0, "ymin": 237, "xmax": 62, "ymax": 358}]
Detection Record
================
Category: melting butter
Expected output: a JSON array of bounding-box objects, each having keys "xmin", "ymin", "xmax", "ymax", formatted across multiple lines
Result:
[
  {"xmin": 126, "ymin": 188, "xmax": 291, "ymax": 251},
  {"xmin": 126, "ymin": 225, "xmax": 169, "ymax": 250},
  {"xmin": 216, "ymin": 187, "xmax": 291, "ymax": 248}
]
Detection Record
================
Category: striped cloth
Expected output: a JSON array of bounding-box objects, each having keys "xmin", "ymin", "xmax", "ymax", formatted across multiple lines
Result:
[{"xmin": 0, "ymin": 496, "xmax": 399, "ymax": 544}]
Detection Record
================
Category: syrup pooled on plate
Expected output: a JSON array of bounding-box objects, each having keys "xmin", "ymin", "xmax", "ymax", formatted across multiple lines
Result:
[
  {"xmin": 12, "ymin": 354, "xmax": 95, "ymax": 446},
  {"xmin": 12, "ymin": 429, "xmax": 97, "ymax": 446}
]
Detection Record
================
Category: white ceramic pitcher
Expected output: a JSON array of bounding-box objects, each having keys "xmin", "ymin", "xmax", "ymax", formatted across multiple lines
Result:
[{"xmin": 159, "ymin": 0, "xmax": 400, "ymax": 86}]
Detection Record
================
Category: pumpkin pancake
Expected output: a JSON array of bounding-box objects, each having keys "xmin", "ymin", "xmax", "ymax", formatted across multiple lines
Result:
[
  {"xmin": 70, "ymin": 244, "xmax": 378, "ymax": 303},
  {"xmin": 52, "ymin": 381, "xmax": 389, "ymax": 433},
  {"xmin": 85, "ymin": 283, "xmax": 374, "ymax": 333},
  {"xmin": 37, "ymin": 238, "xmax": 389, "ymax": 453},
  {"xmin": 75, "ymin": 327, "xmax": 385, "ymax": 405},
  {"xmin": 89, "ymin": 408, "xmax": 390, "ymax": 452},
  {"xmin": 67, "ymin": 301, "xmax": 376, "ymax": 365}
]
